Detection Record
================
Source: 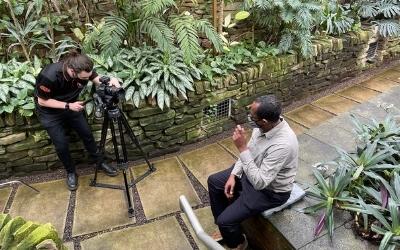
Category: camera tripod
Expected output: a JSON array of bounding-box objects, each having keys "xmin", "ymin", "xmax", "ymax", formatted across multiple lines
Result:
[{"xmin": 90, "ymin": 101, "xmax": 156, "ymax": 218}]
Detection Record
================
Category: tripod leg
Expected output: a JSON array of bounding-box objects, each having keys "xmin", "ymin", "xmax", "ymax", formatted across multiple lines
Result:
[
  {"xmin": 109, "ymin": 119, "xmax": 122, "ymax": 164},
  {"xmin": 120, "ymin": 110, "xmax": 155, "ymax": 172},
  {"xmin": 91, "ymin": 115, "xmax": 109, "ymax": 186},
  {"xmin": 122, "ymin": 169, "xmax": 134, "ymax": 217},
  {"xmin": 116, "ymin": 117, "xmax": 134, "ymax": 217}
]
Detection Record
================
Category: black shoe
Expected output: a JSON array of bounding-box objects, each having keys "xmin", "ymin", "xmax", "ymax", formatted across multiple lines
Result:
[
  {"xmin": 98, "ymin": 162, "xmax": 118, "ymax": 177},
  {"xmin": 66, "ymin": 173, "xmax": 78, "ymax": 191}
]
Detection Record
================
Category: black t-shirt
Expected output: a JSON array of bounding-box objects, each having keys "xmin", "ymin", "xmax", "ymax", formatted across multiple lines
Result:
[{"xmin": 34, "ymin": 62, "xmax": 98, "ymax": 114}]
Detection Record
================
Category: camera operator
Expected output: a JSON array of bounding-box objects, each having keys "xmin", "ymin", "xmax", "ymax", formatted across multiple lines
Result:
[{"xmin": 34, "ymin": 49, "xmax": 120, "ymax": 191}]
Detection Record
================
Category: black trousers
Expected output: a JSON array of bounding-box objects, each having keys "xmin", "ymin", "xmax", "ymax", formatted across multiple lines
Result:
[
  {"xmin": 38, "ymin": 110, "xmax": 101, "ymax": 173},
  {"xmin": 207, "ymin": 166, "xmax": 290, "ymax": 248}
]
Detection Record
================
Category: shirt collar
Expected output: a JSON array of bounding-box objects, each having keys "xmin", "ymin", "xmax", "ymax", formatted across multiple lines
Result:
[{"xmin": 256, "ymin": 117, "xmax": 286, "ymax": 140}]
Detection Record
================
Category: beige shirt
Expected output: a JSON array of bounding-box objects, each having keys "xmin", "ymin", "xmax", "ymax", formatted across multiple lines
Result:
[{"xmin": 231, "ymin": 118, "xmax": 299, "ymax": 192}]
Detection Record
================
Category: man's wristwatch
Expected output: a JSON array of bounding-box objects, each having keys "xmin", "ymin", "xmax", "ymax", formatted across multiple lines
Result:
[{"xmin": 65, "ymin": 102, "xmax": 70, "ymax": 110}]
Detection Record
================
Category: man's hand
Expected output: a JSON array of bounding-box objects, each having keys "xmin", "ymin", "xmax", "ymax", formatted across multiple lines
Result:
[
  {"xmin": 224, "ymin": 174, "xmax": 236, "ymax": 199},
  {"xmin": 109, "ymin": 77, "xmax": 121, "ymax": 88},
  {"xmin": 69, "ymin": 101, "xmax": 84, "ymax": 112},
  {"xmin": 232, "ymin": 125, "xmax": 248, "ymax": 152}
]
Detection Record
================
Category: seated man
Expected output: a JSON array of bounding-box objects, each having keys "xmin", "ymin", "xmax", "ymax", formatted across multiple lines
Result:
[{"xmin": 207, "ymin": 95, "xmax": 299, "ymax": 249}]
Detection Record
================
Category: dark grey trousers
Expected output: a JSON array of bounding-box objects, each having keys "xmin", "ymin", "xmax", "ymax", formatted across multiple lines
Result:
[{"xmin": 207, "ymin": 165, "xmax": 290, "ymax": 248}]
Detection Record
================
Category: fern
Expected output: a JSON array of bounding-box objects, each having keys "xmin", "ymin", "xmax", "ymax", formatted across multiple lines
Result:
[
  {"xmin": 278, "ymin": 31, "xmax": 293, "ymax": 52},
  {"xmin": 99, "ymin": 16, "xmax": 128, "ymax": 58},
  {"xmin": 170, "ymin": 14, "xmax": 200, "ymax": 64},
  {"xmin": 140, "ymin": 17, "xmax": 175, "ymax": 51},
  {"xmin": 141, "ymin": 0, "xmax": 176, "ymax": 17},
  {"xmin": 195, "ymin": 19, "xmax": 223, "ymax": 52}
]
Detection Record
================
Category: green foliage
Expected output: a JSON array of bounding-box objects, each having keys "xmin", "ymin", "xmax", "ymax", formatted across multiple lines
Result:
[
  {"xmin": 353, "ymin": 0, "xmax": 400, "ymax": 37},
  {"xmin": 73, "ymin": 15, "xmax": 128, "ymax": 58},
  {"xmin": 320, "ymin": 1, "xmax": 355, "ymax": 35},
  {"xmin": 361, "ymin": 198, "xmax": 400, "ymax": 250},
  {"xmin": 303, "ymin": 111, "xmax": 400, "ymax": 245},
  {"xmin": 302, "ymin": 167, "xmax": 358, "ymax": 239},
  {"xmin": 200, "ymin": 42, "xmax": 279, "ymax": 83},
  {"xmin": 0, "ymin": 57, "xmax": 42, "ymax": 117},
  {"xmin": 136, "ymin": 1, "xmax": 223, "ymax": 64},
  {"xmin": 88, "ymin": 46, "xmax": 200, "ymax": 110},
  {"xmin": 0, "ymin": 0, "xmax": 76, "ymax": 62},
  {"xmin": 0, "ymin": 213, "xmax": 65, "ymax": 250},
  {"xmin": 244, "ymin": 0, "xmax": 322, "ymax": 57}
]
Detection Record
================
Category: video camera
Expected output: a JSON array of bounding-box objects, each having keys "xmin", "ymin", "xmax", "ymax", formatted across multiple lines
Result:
[
  {"xmin": 93, "ymin": 76, "xmax": 125, "ymax": 117},
  {"xmin": 95, "ymin": 76, "xmax": 125, "ymax": 106}
]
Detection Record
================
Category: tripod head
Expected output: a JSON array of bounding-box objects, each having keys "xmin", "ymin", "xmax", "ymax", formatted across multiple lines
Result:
[{"xmin": 93, "ymin": 76, "xmax": 125, "ymax": 117}]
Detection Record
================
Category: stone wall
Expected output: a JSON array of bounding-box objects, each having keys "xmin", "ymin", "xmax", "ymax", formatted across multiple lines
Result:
[{"xmin": 1, "ymin": 30, "xmax": 400, "ymax": 178}]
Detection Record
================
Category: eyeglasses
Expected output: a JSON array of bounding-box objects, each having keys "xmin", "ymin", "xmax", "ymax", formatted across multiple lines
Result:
[{"xmin": 247, "ymin": 113, "xmax": 261, "ymax": 123}]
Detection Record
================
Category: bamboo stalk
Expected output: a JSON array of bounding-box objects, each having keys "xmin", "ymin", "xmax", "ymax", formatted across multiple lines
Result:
[
  {"xmin": 4, "ymin": 0, "xmax": 30, "ymax": 61},
  {"xmin": 212, "ymin": 0, "xmax": 218, "ymax": 29}
]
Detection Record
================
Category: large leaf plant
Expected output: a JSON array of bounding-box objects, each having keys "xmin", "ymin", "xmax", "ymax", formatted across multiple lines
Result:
[
  {"xmin": 87, "ymin": 46, "xmax": 200, "ymax": 111},
  {"xmin": 0, "ymin": 57, "xmax": 42, "ymax": 117}
]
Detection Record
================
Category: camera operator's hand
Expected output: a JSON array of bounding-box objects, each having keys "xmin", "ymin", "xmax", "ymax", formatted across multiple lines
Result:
[
  {"xmin": 224, "ymin": 174, "xmax": 236, "ymax": 199},
  {"xmin": 109, "ymin": 77, "xmax": 121, "ymax": 88},
  {"xmin": 69, "ymin": 101, "xmax": 84, "ymax": 112}
]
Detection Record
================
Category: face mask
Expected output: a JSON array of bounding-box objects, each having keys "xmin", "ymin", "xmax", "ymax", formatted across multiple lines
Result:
[{"xmin": 247, "ymin": 114, "xmax": 261, "ymax": 129}]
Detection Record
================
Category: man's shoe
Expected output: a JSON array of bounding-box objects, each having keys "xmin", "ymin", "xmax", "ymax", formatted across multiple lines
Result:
[
  {"xmin": 66, "ymin": 173, "xmax": 78, "ymax": 191},
  {"xmin": 98, "ymin": 162, "xmax": 118, "ymax": 177}
]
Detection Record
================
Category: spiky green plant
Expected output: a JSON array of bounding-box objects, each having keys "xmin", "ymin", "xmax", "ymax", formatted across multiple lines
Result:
[
  {"xmin": 302, "ymin": 166, "xmax": 359, "ymax": 239},
  {"xmin": 359, "ymin": 198, "xmax": 400, "ymax": 250}
]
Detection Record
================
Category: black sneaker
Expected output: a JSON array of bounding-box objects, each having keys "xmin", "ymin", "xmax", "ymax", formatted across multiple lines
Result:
[
  {"xmin": 66, "ymin": 173, "xmax": 78, "ymax": 191},
  {"xmin": 98, "ymin": 162, "xmax": 118, "ymax": 177}
]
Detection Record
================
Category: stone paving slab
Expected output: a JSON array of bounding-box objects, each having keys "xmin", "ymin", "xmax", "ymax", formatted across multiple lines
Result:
[
  {"xmin": 297, "ymin": 134, "xmax": 338, "ymax": 165},
  {"xmin": 284, "ymin": 118, "xmax": 308, "ymax": 135},
  {"xmin": 305, "ymin": 122, "xmax": 357, "ymax": 153},
  {"xmin": 368, "ymin": 86, "xmax": 400, "ymax": 112},
  {"xmin": 349, "ymin": 101, "xmax": 393, "ymax": 121},
  {"xmin": 73, "ymin": 173, "xmax": 134, "ymax": 236},
  {"xmin": 295, "ymin": 160, "xmax": 316, "ymax": 188},
  {"xmin": 299, "ymin": 222, "xmax": 377, "ymax": 250},
  {"xmin": 326, "ymin": 112, "xmax": 370, "ymax": 133},
  {"xmin": 393, "ymin": 64, "xmax": 400, "ymax": 72},
  {"xmin": 64, "ymin": 241, "xmax": 74, "ymax": 250},
  {"xmin": 80, "ymin": 216, "xmax": 191, "ymax": 250},
  {"xmin": 285, "ymin": 105, "xmax": 335, "ymax": 128},
  {"xmin": 336, "ymin": 85, "xmax": 380, "ymax": 103},
  {"xmin": 312, "ymin": 94, "xmax": 359, "ymax": 115},
  {"xmin": 0, "ymin": 187, "xmax": 11, "ymax": 212},
  {"xmin": 178, "ymin": 143, "xmax": 236, "ymax": 190},
  {"xmin": 268, "ymin": 197, "xmax": 352, "ymax": 249},
  {"xmin": 9, "ymin": 180, "xmax": 69, "ymax": 235},
  {"xmin": 218, "ymin": 130, "xmax": 251, "ymax": 157},
  {"xmin": 376, "ymin": 69, "xmax": 400, "ymax": 83},
  {"xmin": 218, "ymin": 137, "xmax": 240, "ymax": 157},
  {"xmin": 132, "ymin": 157, "xmax": 200, "ymax": 219},
  {"xmin": 181, "ymin": 206, "xmax": 218, "ymax": 250},
  {"xmin": 359, "ymin": 77, "xmax": 399, "ymax": 92}
]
